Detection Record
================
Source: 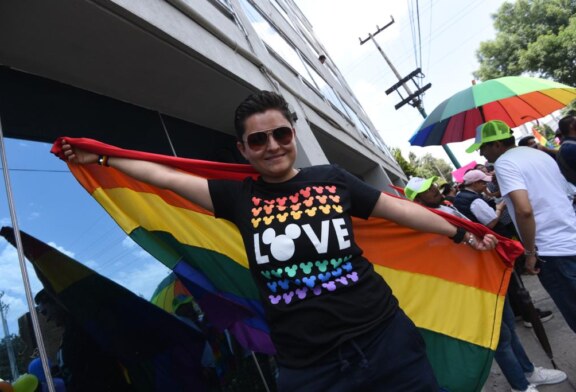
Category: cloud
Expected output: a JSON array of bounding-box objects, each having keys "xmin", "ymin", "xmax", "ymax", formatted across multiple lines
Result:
[
  {"xmin": 111, "ymin": 259, "xmax": 170, "ymax": 300},
  {"xmin": 121, "ymin": 237, "xmax": 152, "ymax": 259},
  {"xmin": 28, "ymin": 211, "xmax": 40, "ymax": 221},
  {"xmin": 0, "ymin": 241, "xmax": 43, "ymax": 334},
  {"xmin": 0, "ymin": 238, "xmax": 80, "ymax": 333},
  {"xmin": 47, "ymin": 242, "xmax": 75, "ymax": 258}
]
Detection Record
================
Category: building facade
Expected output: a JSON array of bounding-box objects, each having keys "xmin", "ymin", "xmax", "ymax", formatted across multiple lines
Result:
[{"xmin": 0, "ymin": 0, "xmax": 406, "ymax": 188}]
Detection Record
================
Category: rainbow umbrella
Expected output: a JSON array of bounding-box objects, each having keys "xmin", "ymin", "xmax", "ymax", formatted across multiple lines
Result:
[
  {"xmin": 410, "ymin": 76, "xmax": 576, "ymax": 147},
  {"xmin": 150, "ymin": 273, "xmax": 195, "ymax": 314}
]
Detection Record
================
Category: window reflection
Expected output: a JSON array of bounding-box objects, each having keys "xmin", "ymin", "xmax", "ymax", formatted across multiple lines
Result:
[
  {"xmin": 240, "ymin": 0, "xmax": 309, "ymax": 78},
  {"xmin": 302, "ymin": 62, "xmax": 348, "ymax": 115},
  {"xmin": 270, "ymin": 0, "xmax": 297, "ymax": 31}
]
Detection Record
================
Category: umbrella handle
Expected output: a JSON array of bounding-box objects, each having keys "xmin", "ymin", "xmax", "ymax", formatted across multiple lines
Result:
[{"xmin": 511, "ymin": 269, "xmax": 525, "ymax": 289}]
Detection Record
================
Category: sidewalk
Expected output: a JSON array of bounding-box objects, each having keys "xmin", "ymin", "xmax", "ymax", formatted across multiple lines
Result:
[{"xmin": 482, "ymin": 275, "xmax": 576, "ymax": 392}]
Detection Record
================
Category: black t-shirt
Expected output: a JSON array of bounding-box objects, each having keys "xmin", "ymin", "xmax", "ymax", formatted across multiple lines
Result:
[{"xmin": 209, "ymin": 165, "xmax": 398, "ymax": 368}]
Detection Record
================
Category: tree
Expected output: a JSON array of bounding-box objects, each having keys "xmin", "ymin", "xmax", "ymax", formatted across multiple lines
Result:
[
  {"xmin": 391, "ymin": 148, "xmax": 453, "ymax": 180},
  {"xmin": 474, "ymin": 0, "xmax": 576, "ymax": 86},
  {"xmin": 411, "ymin": 153, "xmax": 454, "ymax": 181},
  {"xmin": 391, "ymin": 148, "xmax": 417, "ymax": 178},
  {"xmin": 0, "ymin": 334, "xmax": 28, "ymax": 381}
]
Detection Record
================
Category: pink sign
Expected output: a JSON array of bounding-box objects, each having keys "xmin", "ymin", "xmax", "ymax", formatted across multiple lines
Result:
[{"xmin": 452, "ymin": 161, "xmax": 477, "ymax": 183}]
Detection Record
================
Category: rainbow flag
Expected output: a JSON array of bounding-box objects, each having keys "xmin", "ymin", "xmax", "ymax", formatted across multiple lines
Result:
[
  {"xmin": 0, "ymin": 227, "xmax": 208, "ymax": 392},
  {"xmin": 532, "ymin": 128, "xmax": 558, "ymax": 149},
  {"xmin": 51, "ymin": 137, "xmax": 522, "ymax": 392}
]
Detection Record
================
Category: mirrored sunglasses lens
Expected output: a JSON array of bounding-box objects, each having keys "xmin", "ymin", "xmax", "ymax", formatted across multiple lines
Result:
[
  {"xmin": 247, "ymin": 132, "xmax": 268, "ymax": 148},
  {"xmin": 273, "ymin": 127, "xmax": 293, "ymax": 144}
]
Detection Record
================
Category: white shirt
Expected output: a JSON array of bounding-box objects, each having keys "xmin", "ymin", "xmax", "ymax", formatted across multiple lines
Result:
[
  {"xmin": 437, "ymin": 204, "xmax": 469, "ymax": 220},
  {"xmin": 463, "ymin": 188, "xmax": 498, "ymax": 226},
  {"xmin": 495, "ymin": 146, "xmax": 576, "ymax": 255}
]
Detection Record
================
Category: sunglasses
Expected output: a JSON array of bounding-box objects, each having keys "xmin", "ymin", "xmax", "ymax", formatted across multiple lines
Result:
[{"xmin": 244, "ymin": 126, "xmax": 293, "ymax": 150}]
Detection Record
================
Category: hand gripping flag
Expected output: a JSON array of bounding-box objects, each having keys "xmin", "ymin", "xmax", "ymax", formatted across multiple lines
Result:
[{"xmin": 51, "ymin": 137, "xmax": 522, "ymax": 392}]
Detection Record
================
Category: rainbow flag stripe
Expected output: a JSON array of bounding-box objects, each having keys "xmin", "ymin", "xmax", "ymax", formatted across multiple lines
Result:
[{"xmin": 52, "ymin": 137, "xmax": 521, "ymax": 392}]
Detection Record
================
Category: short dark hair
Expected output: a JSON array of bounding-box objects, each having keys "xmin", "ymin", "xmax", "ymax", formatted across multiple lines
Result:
[
  {"xmin": 34, "ymin": 289, "xmax": 50, "ymax": 305},
  {"xmin": 234, "ymin": 91, "xmax": 294, "ymax": 140},
  {"xmin": 518, "ymin": 135, "xmax": 536, "ymax": 146},
  {"xmin": 500, "ymin": 136, "xmax": 516, "ymax": 148},
  {"xmin": 558, "ymin": 115, "xmax": 575, "ymax": 137}
]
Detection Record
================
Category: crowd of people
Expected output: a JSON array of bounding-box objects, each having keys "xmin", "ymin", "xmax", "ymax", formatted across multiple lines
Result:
[
  {"xmin": 25, "ymin": 92, "xmax": 573, "ymax": 392},
  {"xmin": 406, "ymin": 117, "xmax": 576, "ymax": 392}
]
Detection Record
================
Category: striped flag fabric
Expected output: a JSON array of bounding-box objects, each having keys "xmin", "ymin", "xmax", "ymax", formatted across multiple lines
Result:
[
  {"xmin": 532, "ymin": 128, "xmax": 558, "ymax": 149},
  {"xmin": 51, "ymin": 137, "xmax": 522, "ymax": 392},
  {"xmin": 0, "ymin": 226, "xmax": 208, "ymax": 392}
]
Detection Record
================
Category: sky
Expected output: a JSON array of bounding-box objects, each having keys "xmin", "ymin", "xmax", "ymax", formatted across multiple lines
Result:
[
  {"xmin": 294, "ymin": 0, "xmax": 539, "ymax": 166},
  {"xmin": 0, "ymin": 0, "xmax": 548, "ymax": 340}
]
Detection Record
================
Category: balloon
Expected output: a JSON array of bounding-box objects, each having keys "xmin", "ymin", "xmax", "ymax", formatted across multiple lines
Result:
[
  {"xmin": 27, "ymin": 358, "xmax": 50, "ymax": 382},
  {"xmin": 12, "ymin": 374, "xmax": 38, "ymax": 392},
  {"xmin": 0, "ymin": 381, "xmax": 14, "ymax": 392}
]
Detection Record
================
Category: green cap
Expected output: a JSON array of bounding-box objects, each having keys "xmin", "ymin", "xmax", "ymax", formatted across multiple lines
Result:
[
  {"xmin": 404, "ymin": 176, "xmax": 438, "ymax": 201},
  {"xmin": 466, "ymin": 120, "xmax": 513, "ymax": 153}
]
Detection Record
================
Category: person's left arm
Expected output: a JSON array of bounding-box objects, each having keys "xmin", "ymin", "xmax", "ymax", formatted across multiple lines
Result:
[{"xmin": 371, "ymin": 192, "xmax": 497, "ymax": 251}]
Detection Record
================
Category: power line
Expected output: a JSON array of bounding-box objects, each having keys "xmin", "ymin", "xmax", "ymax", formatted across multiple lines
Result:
[{"xmin": 0, "ymin": 168, "xmax": 68, "ymax": 173}]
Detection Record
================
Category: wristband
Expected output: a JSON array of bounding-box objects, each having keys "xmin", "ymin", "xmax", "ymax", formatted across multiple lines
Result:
[
  {"xmin": 450, "ymin": 227, "xmax": 466, "ymax": 244},
  {"xmin": 524, "ymin": 249, "xmax": 537, "ymax": 256}
]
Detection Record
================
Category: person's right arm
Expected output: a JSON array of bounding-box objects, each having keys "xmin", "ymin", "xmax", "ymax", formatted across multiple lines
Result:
[
  {"xmin": 507, "ymin": 189, "xmax": 538, "ymax": 274},
  {"xmin": 62, "ymin": 140, "xmax": 214, "ymax": 212},
  {"xmin": 470, "ymin": 199, "xmax": 504, "ymax": 229}
]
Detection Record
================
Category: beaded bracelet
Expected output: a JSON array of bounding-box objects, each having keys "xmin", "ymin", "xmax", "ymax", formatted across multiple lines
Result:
[{"xmin": 97, "ymin": 155, "xmax": 110, "ymax": 167}]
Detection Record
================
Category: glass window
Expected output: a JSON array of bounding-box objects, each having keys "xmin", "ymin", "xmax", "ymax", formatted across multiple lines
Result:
[
  {"xmin": 302, "ymin": 61, "xmax": 348, "ymax": 115},
  {"xmin": 300, "ymin": 33, "xmax": 321, "ymax": 61},
  {"xmin": 270, "ymin": 0, "xmax": 297, "ymax": 31},
  {"xmin": 239, "ymin": 0, "xmax": 310, "ymax": 80},
  {"xmin": 205, "ymin": 0, "xmax": 234, "ymax": 16},
  {"xmin": 339, "ymin": 99, "xmax": 370, "ymax": 139}
]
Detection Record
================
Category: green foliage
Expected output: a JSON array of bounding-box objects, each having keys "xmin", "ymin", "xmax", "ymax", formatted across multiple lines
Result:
[
  {"xmin": 391, "ymin": 148, "xmax": 453, "ymax": 180},
  {"xmin": 0, "ymin": 334, "xmax": 28, "ymax": 381},
  {"xmin": 561, "ymin": 99, "xmax": 576, "ymax": 115},
  {"xmin": 474, "ymin": 0, "xmax": 576, "ymax": 85},
  {"xmin": 534, "ymin": 124, "xmax": 556, "ymax": 139},
  {"xmin": 391, "ymin": 148, "xmax": 417, "ymax": 177},
  {"xmin": 412, "ymin": 153, "xmax": 454, "ymax": 181}
]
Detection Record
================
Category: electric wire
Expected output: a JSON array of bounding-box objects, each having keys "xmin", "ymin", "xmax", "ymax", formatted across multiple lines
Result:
[
  {"xmin": 353, "ymin": 0, "xmax": 487, "ymax": 90},
  {"xmin": 415, "ymin": 0, "xmax": 423, "ymax": 84},
  {"xmin": 426, "ymin": 0, "xmax": 434, "ymax": 74}
]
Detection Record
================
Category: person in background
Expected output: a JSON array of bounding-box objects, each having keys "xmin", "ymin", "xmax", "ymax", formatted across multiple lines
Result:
[
  {"xmin": 518, "ymin": 135, "xmax": 557, "ymax": 159},
  {"xmin": 453, "ymin": 169, "xmax": 507, "ymax": 231},
  {"xmin": 470, "ymin": 119, "xmax": 576, "ymax": 337},
  {"xmin": 405, "ymin": 177, "xmax": 566, "ymax": 392},
  {"xmin": 556, "ymin": 115, "xmax": 576, "ymax": 187},
  {"xmin": 454, "ymin": 170, "xmax": 553, "ymax": 328},
  {"xmin": 404, "ymin": 177, "xmax": 466, "ymax": 218},
  {"xmin": 62, "ymin": 90, "xmax": 499, "ymax": 392},
  {"xmin": 34, "ymin": 290, "xmax": 133, "ymax": 392},
  {"xmin": 438, "ymin": 181, "xmax": 458, "ymax": 205}
]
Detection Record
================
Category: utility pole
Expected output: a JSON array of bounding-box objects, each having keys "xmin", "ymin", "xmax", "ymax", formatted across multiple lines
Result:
[
  {"xmin": 360, "ymin": 17, "xmax": 461, "ymax": 168},
  {"xmin": 0, "ymin": 292, "xmax": 19, "ymax": 381}
]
